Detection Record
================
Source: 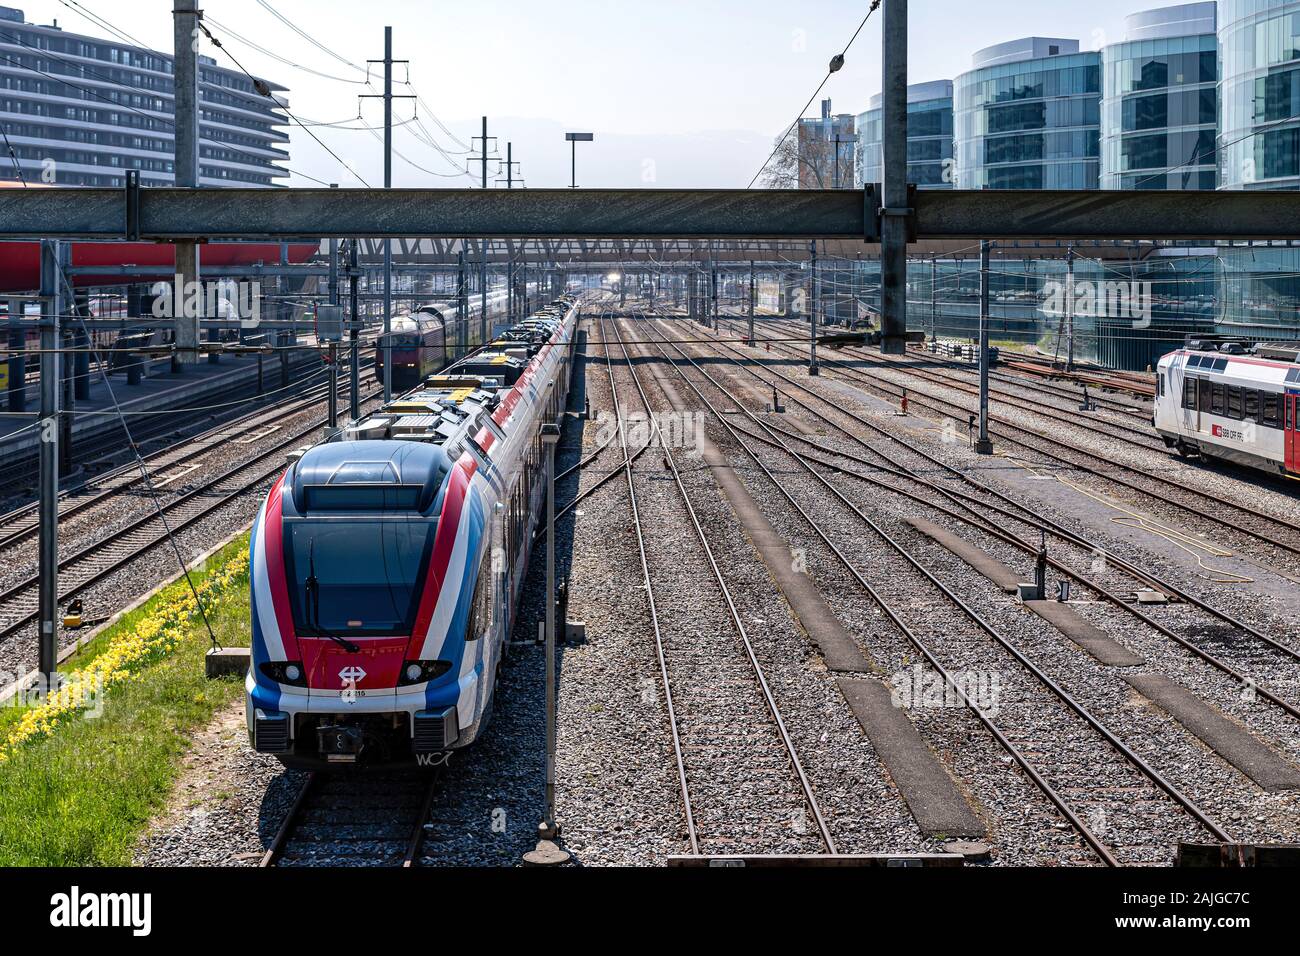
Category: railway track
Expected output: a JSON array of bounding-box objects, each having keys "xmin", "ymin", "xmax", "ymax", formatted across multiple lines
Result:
[
  {"xmin": 0, "ymin": 387, "xmax": 383, "ymax": 645},
  {"xmin": 745, "ymin": 319, "xmax": 1300, "ymax": 566},
  {"xmin": 637, "ymin": 311, "xmax": 1234, "ymax": 864},
  {"xmin": 0, "ymin": 353, "xmax": 330, "ymax": 496},
  {"xmin": 851, "ymin": 347, "xmax": 1165, "ymax": 453},
  {"xmin": 598, "ymin": 310, "xmax": 836, "ymax": 857},
  {"xmin": 677, "ymin": 318, "xmax": 1300, "ymax": 717},
  {"xmin": 0, "ymin": 371, "xmax": 368, "ymax": 555},
  {"xmin": 915, "ymin": 345, "xmax": 1152, "ymax": 418},
  {"xmin": 261, "ymin": 771, "xmax": 440, "ymax": 867},
  {"xmin": 1003, "ymin": 351, "xmax": 1158, "ymax": 400},
  {"xmin": 721, "ymin": 316, "xmax": 1152, "ymax": 423}
]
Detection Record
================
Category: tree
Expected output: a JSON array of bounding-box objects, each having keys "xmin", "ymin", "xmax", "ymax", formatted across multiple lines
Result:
[{"xmin": 757, "ymin": 127, "xmax": 839, "ymax": 189}]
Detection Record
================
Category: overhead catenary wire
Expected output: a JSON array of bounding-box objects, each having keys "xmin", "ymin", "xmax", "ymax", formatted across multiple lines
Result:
[
  {"xmin": 358, "ymin": 118, "xmax": 474, "ymax": 180},
  {"xmin": 52, "ymin": 0, "xmax": 148, "ymax": 50},
  {"xmin": 746, "ymin": 0, "xmax": 881, "ymax": 189},
  {"xmin": 196, "ymin": 21, "xmax": 372, "ymax": 188},
  {"xmin": 1, "ymin": 119, "xmax": 26, "ymax": 185},
  {"xmin": 255, "ymin": 0, "xmax": 370, "ymax": 77},
  {"xmin": 51, "ymin": 260, "xmax": 221, "ymax": 650},
  {"xmin": 404, "ymin": 86, "xmax": 473, "ymax": 152},
  {"xmin": 204, "ymin": 15, "xmax": 371, "ymax": 85}
]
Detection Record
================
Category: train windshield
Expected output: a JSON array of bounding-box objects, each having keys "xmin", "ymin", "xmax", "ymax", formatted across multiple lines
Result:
[{"xmin": 284, "ymin": 519, "xmax": 433, "ymax": 636}]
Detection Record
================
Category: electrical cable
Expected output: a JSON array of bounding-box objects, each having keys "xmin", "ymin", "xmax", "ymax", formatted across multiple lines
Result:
[
  {"xmin": 52, "ymin": 0, "xmax": 148, "ymax": 50},
  {"xmin": 255, "ymin": 0, "xmax": 370, "ymax": 76},
  {"xmin": 747, "ymin": 0, "xmax": 880, "ymax": 189},
  {"xmin": 196, "ymin": 21, "xmax": 372, "ymax": 187},
  {"xmin": 204, "ymin": 15, "xmax": 370, "ymax": 85},
  {"xmin": 52, "ymin": 262, "xmax": 221, "ymax": 649},
  {"xmin": 1, "ymin": 119, "xmax": 26, "ymax": 185}
]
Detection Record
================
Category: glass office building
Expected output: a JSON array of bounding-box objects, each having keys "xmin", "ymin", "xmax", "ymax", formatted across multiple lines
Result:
[
  {"xmin": 954, "ymin": 37, "xmax": 1101, "ymax": 189},
  {"xmin": 854, "ymin": 80, "xmax": 954, "ymax": 188},
  {"xmin": 1220, "ymin": 0, "xmax": 1300, "ymax": 188},
  {"xmin": 0, "ymin": 5, "xmax": 289, "ymax": 186},
  {"xmin": 1101, "ymin": 3, "xmax": 1218, "ymax": 189}
]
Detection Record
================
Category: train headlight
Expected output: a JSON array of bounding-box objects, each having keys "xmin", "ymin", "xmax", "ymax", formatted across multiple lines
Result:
[
  {"xmin": 398, "ymin": 660, "xmax": 453, "ymax": 686},
  {"xmin": 259, "ymin": 661, "xmax": 307, "ymax": 687}
]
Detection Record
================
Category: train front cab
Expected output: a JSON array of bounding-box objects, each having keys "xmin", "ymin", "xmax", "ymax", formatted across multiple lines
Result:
[
  {"xmin": 246, "ymin": 439, "xmax": 498, "ymax": 769},
  {"xmin": 1158, "ymin": 349, "xmax": 1300, "ymax": 478}
]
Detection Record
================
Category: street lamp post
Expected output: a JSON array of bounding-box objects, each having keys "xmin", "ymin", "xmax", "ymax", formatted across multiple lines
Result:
[{"xmin": 565, "ymin": 132, "xmax": 594, "ymax": 188}]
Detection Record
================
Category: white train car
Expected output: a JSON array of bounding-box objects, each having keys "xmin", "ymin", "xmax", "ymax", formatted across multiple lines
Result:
[{"xmin": 1154, "ymin": 340, "xmax": 1300, "ymax": 477}]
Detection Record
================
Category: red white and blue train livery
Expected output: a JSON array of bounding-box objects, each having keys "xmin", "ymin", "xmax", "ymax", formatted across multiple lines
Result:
[
  {"xmin": 1154, "ymin": 338, "xmax": 1300, "ymax": 478},
  {"xmin": 247, "ymin": 296, "xmax": 578, "ymax": 767}
]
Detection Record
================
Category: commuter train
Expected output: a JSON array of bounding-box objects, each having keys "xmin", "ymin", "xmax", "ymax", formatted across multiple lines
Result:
[
  {"xmin": 246, "ymin": 296, "xmax": 579, "ymax": 768},
  {"xmin": 1154, "ymin": 338, "xmax": 1300, "ymax": 478},
  {"xmin": 375, "ymin": 285, "xmax": 540, "ymax": 392}
]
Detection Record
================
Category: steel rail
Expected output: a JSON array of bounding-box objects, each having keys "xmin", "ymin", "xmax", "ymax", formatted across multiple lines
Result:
[
  {"xmin": 0, "ymin": 390, "xmax": 380, "ymax": 643},
  {"xmin": 724, "ymin": 315, "xmax": 1149, "ymax": 421},
  {"xmin": 0, "ymin": 372, "xmax": 357, "ymax": 552},
  {"xmin": 722, "ymin": 413, "xmax": 1300, "ymax": 725},
  {"xmin": 610, "ymin": 311, "xmax": 838, "ymax": 856},
  {"xmin": 594, "ymin": 309, "xmax": 698, "ymax": 854},
  {"xmin": 261, "ymin": 771, "xmax": 441, "ymax": 868},
  {"xmin": 840, "ymin": 346, "xmax": 1164, "ymax": 450},
  {"xmin": 749, "ymin": 324, "xmax": 1300, "ymax": 567},
  {"xmin": 0, "ymin": 352, "xmax": 331, "ymax": 494},
  {"xmin": 693, "ymin": 321, "xmax": 1300, "ymax": 679},
  {"xmin": 642, "ymin": 310, "xmax": 1235, "ymax": 860},
  {"xmin": 632, "ymin": 309, "xmax": 1122, "ymax": 864},
  {"xmin": 260, "ymin": 773, "xmax": 319, "ymax": 867},
  {"xmin": 903, "ymin": 340, "xmax": 1151, "ymax": 417}
]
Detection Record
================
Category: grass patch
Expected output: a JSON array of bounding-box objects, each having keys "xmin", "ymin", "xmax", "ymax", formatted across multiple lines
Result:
[{"xmin": 0, "ymin": 533, "xmax": 253, "ymax": 866}]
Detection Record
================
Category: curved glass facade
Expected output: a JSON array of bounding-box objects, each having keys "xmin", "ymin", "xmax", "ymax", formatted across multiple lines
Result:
[
  {"xmin": 1101, "ymin": 34, "xmax": 1218, "ymax": 189},
  {"xmin": 855, "ymin": 85, "xmax": 953, "ymax": 188},
  {"xmin": 1220, "ymin": 0, "xmax": 1300, "ymax": 188},
  {"xmin": 955, "ymin": 50, "xmax": 1101, "ymax": 189}
]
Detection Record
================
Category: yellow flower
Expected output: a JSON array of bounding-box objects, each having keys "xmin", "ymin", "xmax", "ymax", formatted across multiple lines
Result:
[{"xmin": 0, "ymin": 551, "xmax": 250, "ymax": 760}]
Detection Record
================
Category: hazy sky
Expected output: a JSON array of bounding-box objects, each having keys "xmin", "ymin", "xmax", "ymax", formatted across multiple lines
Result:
[{"xmin": 15, "ymin": 0, "xmax": 1167, "ymax": 186}]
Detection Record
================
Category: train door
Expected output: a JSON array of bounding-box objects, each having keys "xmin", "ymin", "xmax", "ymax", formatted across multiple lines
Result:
[{"xmin": 1288, "ymin": 394, "xmax": 1299, "ymax": 474}]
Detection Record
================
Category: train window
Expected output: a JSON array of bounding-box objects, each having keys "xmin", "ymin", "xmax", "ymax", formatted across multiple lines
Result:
[
  {"xmin": 1198, "ymin": 378, "xmax": 1212, "ymax": 411},
  {"xmin": 1210, "ymin": 383, "xmax": 1226, "ymax": 416},
  {"xmin": 1227, "ymin": 387, "xmax": 1244, "ymax": 420},
  {"xmin": 1182, "ymin": 377, "xmax": 1197, "ymax": 410},
  {"xmin": 1262, "ymin": 392, "xmax": 1282, "ymax": 428},
  {"xmin": 466, "ymin": 554, "xmax": 492, "ymax": 641},
  {"xmin": 1157, "ymin": 373, "xmax": 1164, "ymax": 398},
  {"xmin": 1244, "ymin": 389, "xmax": 1260, "ymax": 422}
]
